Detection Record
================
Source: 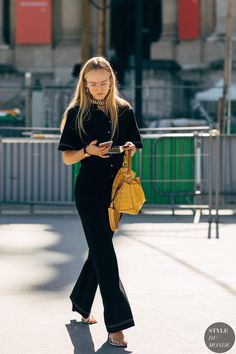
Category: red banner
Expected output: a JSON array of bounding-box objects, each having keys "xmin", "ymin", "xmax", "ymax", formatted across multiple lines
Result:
[
  {"xmin": 16, "ymin": 0, "xmax": 52, "ymax": 44},
  {"xmin": 178, "ymin": 0, "xmax": 200, "ymax": 40}
]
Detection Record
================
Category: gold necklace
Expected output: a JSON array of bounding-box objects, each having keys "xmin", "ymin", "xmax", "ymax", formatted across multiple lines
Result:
[{"xmin": 91, "ymin": 98, "xmax": 107, "ymax": 106}]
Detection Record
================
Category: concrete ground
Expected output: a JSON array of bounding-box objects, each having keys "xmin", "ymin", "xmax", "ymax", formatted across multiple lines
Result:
[{"xmin": 0, "ymin": 207, "xmax": 236, "ymax": 354}]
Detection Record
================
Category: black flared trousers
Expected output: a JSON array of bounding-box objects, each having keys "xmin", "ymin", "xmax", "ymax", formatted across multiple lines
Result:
[{"xmin": 70, "ymin": 181, "xmax": 135, "ymax": 333}]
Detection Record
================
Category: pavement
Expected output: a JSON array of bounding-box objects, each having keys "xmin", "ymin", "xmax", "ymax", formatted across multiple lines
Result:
[{"xmin": 0, "ymin": 207, "xmax": 236, "ymax": 354}]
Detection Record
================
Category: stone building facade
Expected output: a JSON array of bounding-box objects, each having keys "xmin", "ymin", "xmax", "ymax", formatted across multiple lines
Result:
[
  {"xmin": 0, "ymin": 0, "xmax": 101, "ymax": 82},
  {"xmin": 0, "ymin": 1, "xmax": 235, "ymax": 79},
  {"xmin": 0, "ymin": 0, "xmax": 236, "ymax": 125}
]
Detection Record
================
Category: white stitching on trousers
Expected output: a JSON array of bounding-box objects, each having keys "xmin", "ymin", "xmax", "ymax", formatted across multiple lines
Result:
[{"xmin": 106, "ymin": 318, "xmax": 134, "ymax": 329}]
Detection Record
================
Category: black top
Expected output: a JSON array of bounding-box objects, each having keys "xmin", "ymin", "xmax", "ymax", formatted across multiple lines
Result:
[
  {"xmin": 58, "ymin": 103, "xmax": 143, "ymax": 194},
  {"xmin": 58, "ymin": 103, "xmax": 143, "ymax": 152}
]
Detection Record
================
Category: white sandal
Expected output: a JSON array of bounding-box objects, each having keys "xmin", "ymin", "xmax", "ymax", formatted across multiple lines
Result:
[
  {"xmin": 81, "ymin": 314, "xmax": 97, "ymax": 324},
  {"xmin": 108, "ymin": 333, "xmax": 127, "ymax": 347}
]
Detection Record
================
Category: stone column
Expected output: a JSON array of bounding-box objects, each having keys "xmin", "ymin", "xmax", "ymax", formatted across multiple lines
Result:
[
  {"xmin": 201, "ymin": 0, "xmax": 215, "ymax": 38},
  {"xmin": 60, "ymin": 0, "xmax": 80, "ymax": 42},
  {"xmin": 54, "ymin": 0, "xmax": 82, "ymax": 83},
  {"xmin": 216, "ymin": 0, "xmax": 227, "ymax": 36},
  {"xmin": 161, "ymin": 0, "xmax": 178, "ymax": 39},
  {"xmin": 151, "ymin": 0, "xmax": 178, "ymax": 60},
  {"xmin": 210, "ymin": 0, "xmax": 236, "ymax": 40}
]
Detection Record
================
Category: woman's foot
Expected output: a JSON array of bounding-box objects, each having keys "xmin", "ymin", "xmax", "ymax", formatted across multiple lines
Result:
[
  {"xmin": 108, "ymin": 331, "xmax": 128, "ymax": 347},
  {"xmin": 81, "ymin": 314, "xmax": 97, "ymax": 324}
]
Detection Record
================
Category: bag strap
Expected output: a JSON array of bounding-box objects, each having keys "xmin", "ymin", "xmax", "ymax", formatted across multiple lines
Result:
[
  {"xmin": 110, "ymin": 178, "xmax": 124, "ymax": 205},
  {"xmin": 123, "ymin": 150, "xmax": 132, "ymax": 174},
  {"xmin": 110, "ymin": 151, "xmax": 132, "ymax": 206},
  {"xmin": 127, "ymin": 150, "xmax": 132, "ymax": 174}
]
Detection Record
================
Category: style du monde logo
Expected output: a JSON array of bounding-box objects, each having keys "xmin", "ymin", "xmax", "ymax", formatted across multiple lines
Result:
[{"xmin": 204, "ymin": 322, "xmax": 235, "ymax": 353}]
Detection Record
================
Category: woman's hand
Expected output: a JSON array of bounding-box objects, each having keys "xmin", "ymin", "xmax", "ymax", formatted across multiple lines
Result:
[
  {"xmin": 122, "ymin": 141, "xmax": 136, "ymax": 157},
  {"xmin": 85, "ymin": 140, "xmax": 110, "ymax": 158}
]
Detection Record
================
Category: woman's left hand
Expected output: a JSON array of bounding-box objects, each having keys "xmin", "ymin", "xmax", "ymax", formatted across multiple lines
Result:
[{"xmin": 122, "ymin": 141, "xmax": 136, "ymax": 157}]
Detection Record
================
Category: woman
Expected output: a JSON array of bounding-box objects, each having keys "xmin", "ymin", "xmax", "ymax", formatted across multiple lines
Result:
[{"xmin": 58, "ymin": 56, "xmax": 142, "ymax": 348}]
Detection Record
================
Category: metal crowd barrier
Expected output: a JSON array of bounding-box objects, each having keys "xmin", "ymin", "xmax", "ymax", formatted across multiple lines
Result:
[
  {"xmin": 1, "ymin": 127, "xmax": 236, "ymax": 238},
  {"xmin": 138, "ymin": 127, "xmax": 236, "ymax": 238},
  {"xmin": 0, "ymin": 136, "xmax": 73, "ymax": 212}
]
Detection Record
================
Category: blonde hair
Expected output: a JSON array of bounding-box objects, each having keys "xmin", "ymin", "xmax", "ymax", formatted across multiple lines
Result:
[{"xmin": 60, "ymin": 56, "xmax": 129, "ymax": 141}]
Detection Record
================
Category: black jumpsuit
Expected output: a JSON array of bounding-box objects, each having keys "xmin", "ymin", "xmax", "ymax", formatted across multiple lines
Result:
[{"xmin": 58, "ymin": 103, "xmax": 143, "ymax": 333}]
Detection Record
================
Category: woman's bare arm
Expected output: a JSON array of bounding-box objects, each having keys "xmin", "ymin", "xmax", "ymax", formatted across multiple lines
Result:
[
  {"xmin": 62, "ymin": 139, "xmax": 111, "ymax": 165},
  {"xmin": 62, "ymin": 149, "xmax": 89, "ymax": 165}
]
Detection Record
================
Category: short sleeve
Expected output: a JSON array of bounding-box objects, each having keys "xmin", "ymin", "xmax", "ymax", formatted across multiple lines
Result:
[
  {"xmin": 58, "ymin": 107, "xmax": 85, "ymax": 151},
  {"xmin": 127, "ymin": 108, "xmax": 143, "ymax": 149}
]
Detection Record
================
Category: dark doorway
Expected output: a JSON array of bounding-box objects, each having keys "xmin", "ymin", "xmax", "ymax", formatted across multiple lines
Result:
[
  {"xmin": 110, "ymin": 0, "xmax": 162, "ymax": 84},
  {"xmin": 3, "ymin": 0, "xmax": 10, "ymax": 44}
]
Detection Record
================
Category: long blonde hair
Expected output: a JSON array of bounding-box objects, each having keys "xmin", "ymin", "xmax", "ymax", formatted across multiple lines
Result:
[{"xmin": 60, "ymin": 56, "xmax": 129, "ymax": 141}]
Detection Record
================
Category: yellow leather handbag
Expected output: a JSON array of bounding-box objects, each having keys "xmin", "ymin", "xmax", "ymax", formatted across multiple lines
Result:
[
  {"xmin": 108, "ymin": 207, "xmax": 121, "ymax": 233},
  {"xmin": 108, "ymin": 150, "xmax": 146, "ymax": 232}
]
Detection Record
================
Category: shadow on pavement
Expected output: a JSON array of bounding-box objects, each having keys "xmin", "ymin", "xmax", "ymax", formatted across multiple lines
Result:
[
  {"xmin": 123, "ymin": 232, "xmax": 236, "ymax": 298},
  {"xmin": 66, "ymin": 320, "xmax": 132, "ymax": 354},
  {"xmin": 0, "ymin": 215, "xmax": 88, "ymax": 293}
]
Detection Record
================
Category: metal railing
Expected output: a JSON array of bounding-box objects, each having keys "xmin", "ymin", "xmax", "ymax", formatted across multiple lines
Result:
[
  {"xmin": 0, "ymin": 137, "xmax": 73, "ymax": 208},
  {"xmin": 1, "ymin": 127, "xmax": 236, "ymax": 238}
]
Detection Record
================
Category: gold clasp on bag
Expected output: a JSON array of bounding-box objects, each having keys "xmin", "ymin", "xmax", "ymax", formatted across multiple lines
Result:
[
  {"xmin": 125, "ymin": 174, "xmax": 132, "ymax": 184},
  {"xmin": 122, "ymin": 160, "xmax": 128, "ymax": 168}
]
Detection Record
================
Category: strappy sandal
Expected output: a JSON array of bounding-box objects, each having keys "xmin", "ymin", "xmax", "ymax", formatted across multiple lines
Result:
[
  {"xmin": 81, "ymin": 314, "xmax": 97, "ymax": 325},
  {"xmin": 108, "ymin": 333, "xmax": 128, "ymax": 347}
]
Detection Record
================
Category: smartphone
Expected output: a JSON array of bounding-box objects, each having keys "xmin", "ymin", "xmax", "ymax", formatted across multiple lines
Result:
[
  {"xmin": 99, "ymin": 140, "xmax": 113, "ymax": 149},
  {"xmin": 107, "ymin": 144, "xmax": 132, "ymax": 154},
  {"xmin": 108, "ymin": 146, "xmax": 122, "ymax": 154}
]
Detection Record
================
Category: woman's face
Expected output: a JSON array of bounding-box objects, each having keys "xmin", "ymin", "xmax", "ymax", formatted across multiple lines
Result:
[{"xmin": 85, "ymin": 69, "xmax": 111, "ymax": 100}]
